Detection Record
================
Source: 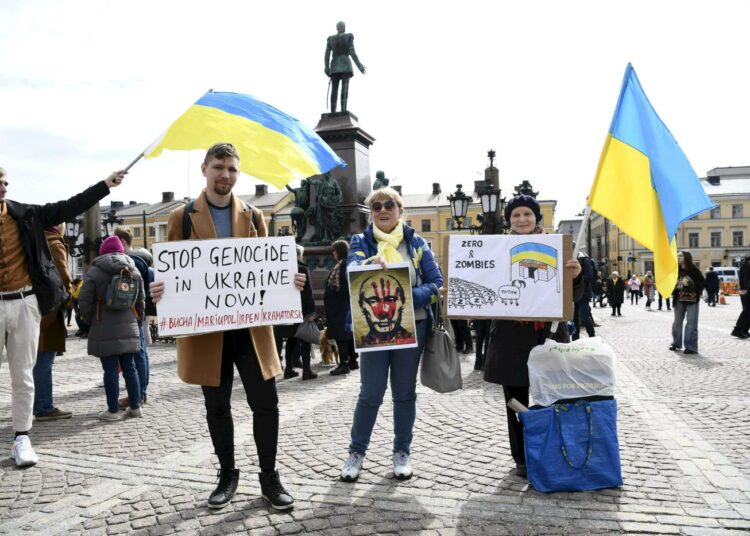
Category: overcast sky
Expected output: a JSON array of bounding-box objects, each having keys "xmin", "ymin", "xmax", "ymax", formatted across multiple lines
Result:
[{"xmin": 2, "ymin": 0, "xmax": 749, "ymax": 223}]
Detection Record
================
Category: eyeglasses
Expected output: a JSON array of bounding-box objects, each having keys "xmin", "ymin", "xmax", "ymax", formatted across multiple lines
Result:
[{"xmin": 371, "ymin": 200, "xmax": 398, "ymax": 212}]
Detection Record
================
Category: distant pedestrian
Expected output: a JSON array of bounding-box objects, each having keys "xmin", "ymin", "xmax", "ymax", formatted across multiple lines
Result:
[
  {"xmin": 731, "ymin": 255, "xmax": 750, "ymax": 339},
  {"xmin": 704, "ymin": 266, "xmax": 720, "ymax": 307},
  {"xmin": 628, "ymin": 274, "xmax": 641, "ymax": 305},
  {"xmin": 658, "ymin": 291, "xmax": 671, "ymax": 311},
  {"xmin": 592, "ymin": 271, "xmax": 605, "ymax": 308},
  {"xmin": 670, "ymin": 251, "xmax": 705, "ymax": 354},
  {"xmin": 78, "ymin": 236, "xmax": 144, "ymax": 421},
  {"xmin": 642, "ymin": 271, "xmax": 655, "ymax": 310},
  {"xmin": 324, "ymin": 240, "xmax": 357, "ymax": 376},
  {"xmin": 606, "ymin": 271, "xmax": 625, "ymax": 316}
]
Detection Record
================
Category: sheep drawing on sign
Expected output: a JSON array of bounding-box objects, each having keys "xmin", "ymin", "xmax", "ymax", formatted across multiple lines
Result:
[
  {"xmin": 510, "ymin": 242, "xmax": 560, "ymax": 293},
  {"xmin": 448, "ymin": 277, "xmax": 498, "ymax": 309},
  {"xmin": 497, "ymin": 280, "xmax": 526, "ymax": 306}
]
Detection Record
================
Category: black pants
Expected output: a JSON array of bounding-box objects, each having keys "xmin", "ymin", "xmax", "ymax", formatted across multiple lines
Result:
[
  {"xmin": 450, "ymin": 319, "xmax": 473, "ymax": 351},
  {"xmin": 336, "ymin": 338, "xmax": 355, "ymax": 364},
  {"xmin": 658, "ymin": 294, "xmax": 671, "ymax": 310},
  {"xmin": 202, "ymin": 329, "xmax": 279, "ymax": 472},
  {"xmin": 572, "ymin": 299, "xmax": 595, "ymax": 339},
  {"xmin": 735, "ymin": 294, "xmax": 750, "ymax": 334},
  {"xmin": 611, "ymin": 304, "xmax": 622, "ymax": 315},
  {"xmin": 502, "ymin": 385, "xmax": 528, "ymax": 464},
  {"xmin": 285, "ymin": 336, "xmax": 311, "ymax": 370},
  {"xmin": 474, "ymin": 320, "xmax": 491, "ymax": 359}
]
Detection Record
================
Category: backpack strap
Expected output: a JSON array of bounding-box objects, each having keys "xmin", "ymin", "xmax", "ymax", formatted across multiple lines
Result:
[{"xmin": 182, "ymin": 200, "xmax": 196, "ymax": 240}]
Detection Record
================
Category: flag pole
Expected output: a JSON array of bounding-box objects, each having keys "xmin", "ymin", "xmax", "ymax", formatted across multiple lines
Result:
[
  {"xmin": 122, "ymin": 88, "xmax": 215, "ymax": 173},
  {"xmin": 573, "ymin": 205, "xmax": 592, "ymax": 258}
]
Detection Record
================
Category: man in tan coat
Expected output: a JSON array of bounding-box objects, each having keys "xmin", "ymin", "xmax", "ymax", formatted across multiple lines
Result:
[
  {"xmin": 33, "ymin": 225, "xmax": 74, "ymax": 421},
  {"xmin": 150, "ymin": 143, "xmax": 305, "ymax": 512}
]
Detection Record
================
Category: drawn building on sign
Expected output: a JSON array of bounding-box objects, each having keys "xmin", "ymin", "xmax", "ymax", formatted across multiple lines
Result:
[{"xmin": 510, "ymin": 242, "xmax": 560, "ymax": 293}]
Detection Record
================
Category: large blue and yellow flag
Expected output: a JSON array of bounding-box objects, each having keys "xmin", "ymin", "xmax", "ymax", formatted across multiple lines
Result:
[
  {"xmin": 588, "ymin": 64, "xmax": 715, "ymax": 296},
  {"xmin": 144, "ymin": 91, "xmax": 345, "ymax": 188}
]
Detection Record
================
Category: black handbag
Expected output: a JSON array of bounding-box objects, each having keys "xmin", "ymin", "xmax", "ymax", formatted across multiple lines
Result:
[{"xmin": 420, "ymin": 300, "xmax": 462, "ymax": 393}]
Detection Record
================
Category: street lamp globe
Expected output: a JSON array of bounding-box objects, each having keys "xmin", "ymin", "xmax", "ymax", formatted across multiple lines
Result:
[{"xmin": 448, "ymin": 184, "xmax": 472, "ymax": 224}]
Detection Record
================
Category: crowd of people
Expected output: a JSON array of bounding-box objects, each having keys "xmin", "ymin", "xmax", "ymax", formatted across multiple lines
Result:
[{"xmin": 2, "ymin": 144, "xmax": 749, "ymax": 515}]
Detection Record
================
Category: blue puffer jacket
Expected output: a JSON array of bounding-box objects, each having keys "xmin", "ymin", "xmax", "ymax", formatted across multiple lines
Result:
[{"xmin": 348, "ymin": 223, "xmax": 443, "ymax": 333}]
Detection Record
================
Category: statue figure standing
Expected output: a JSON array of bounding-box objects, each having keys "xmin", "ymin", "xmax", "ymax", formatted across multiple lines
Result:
[
  {"xmin": 372, "ymin": 170, "xmax": 389, "ymax": 190},
  {"xmin": 286, "ymin": 179, "xmax": 311, "ymax": 240},
  {"xmin": 310, "ymin": 172, "xmax": 344, "ymax": 243},
  {"xmin": 325, "ymin": 21, "xmax": 366, "ymax": 113}
]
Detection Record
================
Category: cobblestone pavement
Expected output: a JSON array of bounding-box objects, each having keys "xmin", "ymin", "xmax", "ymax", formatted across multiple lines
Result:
[{"xmin": 1, "ymin": 297, "xmax": 749, "ymax": 535}]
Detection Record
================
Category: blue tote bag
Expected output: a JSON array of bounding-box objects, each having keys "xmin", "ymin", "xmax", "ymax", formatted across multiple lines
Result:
[{"xmin": 518, "ymin": 399, "xmax": 623, "ymax": 493}]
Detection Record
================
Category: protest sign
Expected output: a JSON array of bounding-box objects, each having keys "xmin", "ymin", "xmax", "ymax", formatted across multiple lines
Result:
[
  {"xmin": 153, "ymin": 236, "xmax": 301, "ymax": 336},
  {"xmin": 348, "ymin": 262, "xmax": 418, "ymax": 353},
  {"xmin": 445, "ymin": 234, "xmax": 573, "ymax": 320}
]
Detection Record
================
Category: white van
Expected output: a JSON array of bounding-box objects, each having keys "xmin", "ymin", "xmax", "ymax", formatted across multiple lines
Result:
[{"xmin": 714, "ymin": 266, "xmax": 739, "ymax": 284}]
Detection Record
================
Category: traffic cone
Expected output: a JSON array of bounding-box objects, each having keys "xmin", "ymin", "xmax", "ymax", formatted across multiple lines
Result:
[{"xmin": 720, "ymin": 293, "xmax": 727, "ymax": 305}]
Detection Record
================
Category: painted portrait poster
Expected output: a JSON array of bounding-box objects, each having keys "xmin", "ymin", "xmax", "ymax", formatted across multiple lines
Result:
[{"xmin": 348, "ymin": 262, "xmax": 418, "ymax": 353}]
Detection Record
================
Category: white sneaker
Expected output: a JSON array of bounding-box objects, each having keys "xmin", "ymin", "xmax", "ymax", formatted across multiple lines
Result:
[
  {"xmin": 340, "ymin": 452, "xmax": 365, "ymax": 482},
  {"xmin": 11, "ymin": 435, "xmax": 39, "ymax": 467},
  {"xmin": 124, "ymin": 407, "xmax": 143, "ymax": 418},
  {"xmin": 98, "ymin": 410, "xmax": 121, "ymax": 422},
  {"xmin": 393, "ymin": 451, "xmax": 413, "ymax": 480}
]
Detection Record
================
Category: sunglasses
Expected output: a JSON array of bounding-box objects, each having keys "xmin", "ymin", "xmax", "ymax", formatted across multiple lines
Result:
[{"xmin": 371, "ymin": 200, "xmax": 398, "ymax": 212}]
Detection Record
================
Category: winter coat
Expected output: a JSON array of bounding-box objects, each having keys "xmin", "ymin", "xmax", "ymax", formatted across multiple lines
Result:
[
  {"xmin": 348, "ymin": 223, "xmax": 443, "ymax": 333},
  {"xmin": 79, "ymin": 253, "xmax": 145, "ymax": 358},
  {"xmin": 5, "ymin": 181, "xmax": 110, "ymax": 315},
  {"xmin": 673, "ymin": 265, "xmax": 705, "ymax": 303},
  {"xmin": 167, "ymin": 191, "xmax": 281, "ymax": 386},
  {"xmin": 38, "ymin": 227, "xmax": 73, "ymax": 353},
  {"xmin": 324, "ymin": 261, "xmax": 352, "ymax": 341},
  {"xmin": 606, "ymin": 277, "xmax": 626, "ymax": 306},
  {"xmin": 704, "ymin": 270, "xmax": 720, "ymax": 294},
  {"xmin": 740, "ymin": 257, "xmax": 750, "ymax": 292},
  {"xmin": 275, "ymin": 261, "xmax": 315, "ymax": 339},
  {"xmin": 484, "ymin": 275, "xmax": 585, "ymax": 387}
]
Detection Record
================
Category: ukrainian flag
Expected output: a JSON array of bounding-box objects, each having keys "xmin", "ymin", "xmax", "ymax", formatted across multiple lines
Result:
[
  {"xmin": 510, "ymin": 243, "xmax": 558, "ymax": 268},
  {"xmin": 144, "ymin": 91, "xmax": 345, "ymax": 188},
  {"xmin": 588, "ymin": 64, "xmax": 715, "ymax": 297}
]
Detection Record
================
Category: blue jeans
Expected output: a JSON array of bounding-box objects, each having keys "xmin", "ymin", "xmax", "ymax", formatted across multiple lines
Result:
[
  {"xmin": 134, "ymin": 325, "xmax": 149, "ymax": 397},
  {"xmin": 101, "ymin": 354, "xmax": 141, "ymax": 413},
  {"xmin": 33, "ymin": 351, "xmax": 56, "ymax": 415},
  {"xmin": 349, "ymin": 320, "xmax": 428, "ymax": 455},
  {"xmin": 672, "ymin": 301, "xmax": 699, "ymax": 352}
]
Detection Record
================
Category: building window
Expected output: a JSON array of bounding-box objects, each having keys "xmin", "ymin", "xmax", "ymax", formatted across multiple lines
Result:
[
  {"xmin": 133, "ymin": 227, "xmax": 141, "ymax": 238},
  {"xmin": 446, "ymin": 218, "xmax": 453, "ymax": 230},
  {"xmin": 148, "ymin": 227, "xmax": 156, "ymax": 237},
  {"xmin": 465, "ymin": 216, "xmax": 472, "ymax": 227},
  {"xmin": 710, "ymin": 231, "xmax": 721, "ymax": 247},
  {"xmin": 425, "ymin": 240, "xmax": 433, "ymax": 250},
  {"xmin": 710, "ymin": 206, "xmax": 721, "ymax": 219},
  {"xmin": 733, "ymin": 204, "xmax": 743, "ymax": 218},
  {"xmin": 688, "ymin": 232, "xmax": 699, "ymax": 248},
  {"xmin": 733, "ymin": 231, "xmax": 744, "ymax": 246},
  {"xmin": 281, "ymin": 225, "xmax": 290, "ymax": 234},
  {"xmin": 421, "ymin": 219, "xmax": 431, "ymax": 232}
]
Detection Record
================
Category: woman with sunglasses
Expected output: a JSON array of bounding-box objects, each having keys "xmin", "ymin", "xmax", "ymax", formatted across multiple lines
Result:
[{"xmin": 339, "ymin": 187, "xmax": 442, "ymax": 482}]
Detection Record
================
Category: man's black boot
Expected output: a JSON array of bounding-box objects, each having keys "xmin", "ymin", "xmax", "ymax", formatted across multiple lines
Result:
[
  {"xmin": 208, "ymin": 468, "xmax": 239, "ymax": 509},
  {"xmin": 259, "ymin": 470, "xmax": 294, "ymax": 510}
]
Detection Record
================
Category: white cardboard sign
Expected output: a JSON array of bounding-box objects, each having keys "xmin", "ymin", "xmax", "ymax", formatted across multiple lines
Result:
[
  {"xmin": 446, "ymin": 234, "xmax": 568, "ymax": 320},
  {"xmin": 153, "ymin": 236, "xmax": 302, "ymax": 336}
]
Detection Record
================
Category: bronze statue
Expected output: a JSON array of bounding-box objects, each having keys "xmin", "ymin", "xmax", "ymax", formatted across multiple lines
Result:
[
  {"xmin": 372, "ymin": 170, "xmax": 389, "ymax": 190},
  {"xmin": 325, "ymin": 21, "xmax": 366, "ymax": 113},
  {"xmin": 286, "ymin": 179, "xmax": 311, "ymax": 240},
  {"xmin": 310, "ymin": 173, "xmax": 344, "ymax": 243}
]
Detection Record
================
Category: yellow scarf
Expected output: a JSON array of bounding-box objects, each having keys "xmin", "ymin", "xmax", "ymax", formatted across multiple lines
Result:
[{"xmin": 372, "ymin": 222, "xmax": 404, "ymax": 263}]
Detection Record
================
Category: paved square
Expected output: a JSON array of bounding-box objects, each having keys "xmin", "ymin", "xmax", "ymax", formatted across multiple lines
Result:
[{"xmin": 1, "ymin": 297, "xmax": 749, "ymax": 534}]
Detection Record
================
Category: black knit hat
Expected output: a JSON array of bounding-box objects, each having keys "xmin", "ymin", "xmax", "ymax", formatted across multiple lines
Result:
[{"xmin": 504, "ymin": 194, "xmax": 542, "ymax": 223}]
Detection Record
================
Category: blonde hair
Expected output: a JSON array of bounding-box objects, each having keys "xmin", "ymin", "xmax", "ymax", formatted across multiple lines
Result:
[{"xmin": 364, "ymin": 186, "xmax": 404, "ymax": 223}]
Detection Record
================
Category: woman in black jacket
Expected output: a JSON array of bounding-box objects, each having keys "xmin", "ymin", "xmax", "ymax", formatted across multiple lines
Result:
[
  {"xmin": 324, "ymin": 240, "xmax": 357, "ymax": 375},
  {"xmin": 483, "ymin": 195, "xmax": 584, "ymax": 477},
  {"xmin": 670, "ymin": 250, "xmax": 705, "ymax": 354}
]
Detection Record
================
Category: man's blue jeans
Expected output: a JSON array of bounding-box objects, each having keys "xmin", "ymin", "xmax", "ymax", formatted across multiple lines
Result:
[
  {"xmin": 32, "ymin": 351, "xmax": 56, "ymax": 415},
  {"xmin": 133, "ymin": 325, "xmax": 149, "ymax": 397},
  {"xmin": 101, "ymin": 354, "xmax": 141, "ymax": 413},
  {"xmin": 349, "ymin": 320, "xmax": 427, "ymax": 455},
  {"xmin": 672, "ymin": 301, "xmax": 700, "ymax": 352}
]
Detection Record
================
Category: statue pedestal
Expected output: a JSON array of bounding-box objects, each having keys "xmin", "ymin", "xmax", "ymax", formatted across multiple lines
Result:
[{"xmin": 314, "ymin": 111, "xmax": 375, "ymax": 237}]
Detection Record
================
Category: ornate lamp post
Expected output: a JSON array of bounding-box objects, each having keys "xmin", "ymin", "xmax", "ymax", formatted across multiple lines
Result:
[
  {"xmin": 449, "ymin": 183, "xmax": 504, "ymax": 235},
  {"xmin": 447, "ymin": 184, "xmax": 472, "ymax": 231}
]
